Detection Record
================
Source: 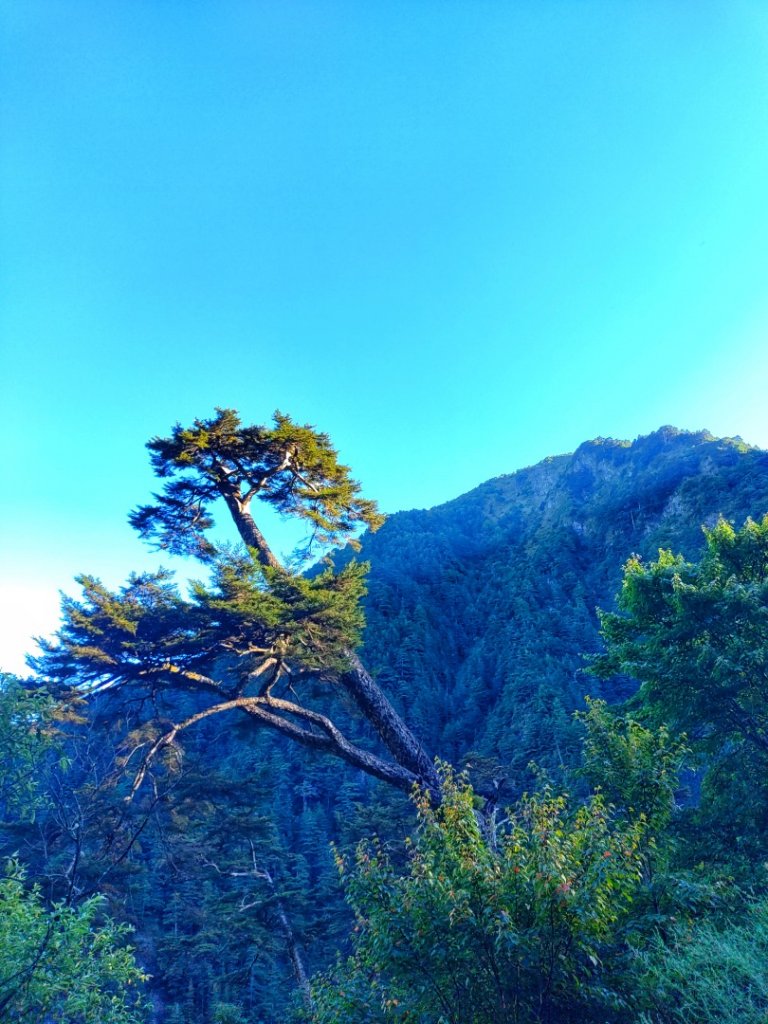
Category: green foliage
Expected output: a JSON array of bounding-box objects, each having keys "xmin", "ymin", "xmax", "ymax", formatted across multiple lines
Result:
[
  {"xmin": 130, "ymin": 407, "xmax": 383, "ymax": 560},
  {"xmin": 0, "ymin": 675, "xmax": 59, "ymax": 821},
  {"xmin": 197, "ymin": 552, "xmax": 369, "ymax": 673},
  {"xmin": 0, "ymin": 679, "xmax": 150, "ymax": 1022},
  {"xmin": 0, "ymin": 859, "xmax": 148, "ymax": 1023},
  {"xmin": 638, "ymin": 900, "xmax": 768, "ymax": 1024},
  {"xmin": 573, "ymin": 698, "xmax": 728, "ymax": 937},
  {"xmin": 212, "ymin": 1001, "xmax": 251, "ymax": 1023},
  {"xmin": 594, "ymin": 515, "xmax": 768, "ymax": 869},
  {"xmin": 33, "ymin": 551, "xmax": 368, "ymax": 693},
  {"xmin": 576, "ymin": 698, "xmax": 689, "ymax": 836},
  {"xmin": 308, "ymin": 769, "xmax": 648, "ymax": 1024},
  {"xmin": 595, "ymin": 515, "xmax": 768, "ymax": 752}
]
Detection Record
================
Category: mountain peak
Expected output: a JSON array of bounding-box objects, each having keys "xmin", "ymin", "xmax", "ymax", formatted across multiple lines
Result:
[{"xmin": 356, "ymin": 423, "xmax": 768, "ymax": 777}]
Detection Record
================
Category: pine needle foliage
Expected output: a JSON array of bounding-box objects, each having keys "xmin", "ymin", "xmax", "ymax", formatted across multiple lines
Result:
[{"xmin": 130, "ymin": 408, "xmax": 384, "ymax": 562}]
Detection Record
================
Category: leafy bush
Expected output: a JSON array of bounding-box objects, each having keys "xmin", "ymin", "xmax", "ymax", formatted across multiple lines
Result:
[
  {"xmin": 0, "ymin": 859, "xmax": 148, "ymax": 1023},
  {"xmin": 213, "ymin": 1001, "xmax": 251, "ymax": 1023},
  {"xmin": 307, "ymin": 769, "xmax": 648, "ymax": 1024}
]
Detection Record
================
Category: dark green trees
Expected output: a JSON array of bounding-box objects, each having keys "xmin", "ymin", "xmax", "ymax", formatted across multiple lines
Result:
[{"xmin": 0, "ymin": 677, "xmax": 149, "ymax": 1023}]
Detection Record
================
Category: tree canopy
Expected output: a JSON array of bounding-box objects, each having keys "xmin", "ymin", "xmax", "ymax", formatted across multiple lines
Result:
[
  {"xmin": 33, "ymin": 409, "xmax": 439, "ymax": 798},
  {"xmin": 594, "ymin": 515, "xmax": 768, "ymax": 768},
  {"xmin": 593, "ymin": 514, "xmax": 768, "ymax": 871},
  {"xmin": 598, "ymin": 516, "xmax": 768, "ymax": 749},
  {"xmin": 129, "ymin": 408, "xmax": 384, "ymax": 566},
  {"xmin": 308, "ymin": 769, "xmax": 649, "ymax": 1024}
]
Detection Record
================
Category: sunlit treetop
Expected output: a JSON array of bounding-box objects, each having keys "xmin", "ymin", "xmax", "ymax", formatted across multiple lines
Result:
[
  {"xmin": 129, "ymin": 408, "xmax": 384, "ymax": 566},
  {"xmin": 593, "ymin": 514, "xmax": 768, "ymax": 755}
]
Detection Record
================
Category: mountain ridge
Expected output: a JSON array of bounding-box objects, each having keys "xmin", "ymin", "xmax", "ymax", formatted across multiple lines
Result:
[{"xmin": 344, "ymin": 425, "xmax": 768, "ymax": 783}]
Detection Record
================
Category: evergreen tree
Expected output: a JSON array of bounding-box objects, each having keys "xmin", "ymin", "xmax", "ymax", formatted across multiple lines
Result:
[{"xmin": 33, "ymin": 409, "xmax": 440, "ymax": 798}]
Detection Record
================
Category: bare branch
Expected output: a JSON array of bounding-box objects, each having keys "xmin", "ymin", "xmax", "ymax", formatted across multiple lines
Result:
[
  {"xmin": 125, "ymin": 692, "xmax": 424, "ymax": 802},
  {"xmin": 242, "ymin": 449, "xmax": 295, "ymax": 503}
]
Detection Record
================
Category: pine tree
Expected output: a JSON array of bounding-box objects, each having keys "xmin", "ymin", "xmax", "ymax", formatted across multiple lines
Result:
[{"xmin": 33, "ymin": 409, "xmax": 440, "ymax": 798}]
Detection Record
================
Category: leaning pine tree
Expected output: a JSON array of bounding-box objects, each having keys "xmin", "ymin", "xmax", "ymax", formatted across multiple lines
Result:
[{"xmin": 33, "ymin": 409, "xmax": 441, "ymax": 800}]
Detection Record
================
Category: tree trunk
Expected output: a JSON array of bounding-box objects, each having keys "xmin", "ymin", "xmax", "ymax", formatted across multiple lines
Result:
[
  {"xmin": 222, "ymin": 497, "xmax": 441, "ymax": 796},
  {"xmin": 223, "ymin": 492, "xmax": 282, "ymax": 569},
  {"xmin": 262, "ymin": 869, "xmax": 313, "ymax": 1011},
  {"xmin": 340, "ymin": 651, "xmax": 440, "ymax": 796}
]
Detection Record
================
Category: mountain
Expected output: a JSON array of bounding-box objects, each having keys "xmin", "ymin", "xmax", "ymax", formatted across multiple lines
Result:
[
  {"xmin": 12, "ymin": 425, "xmax": 768, "ymax": 1023},
  {"xmin": 347, "ymin": 426, "xmax": 768, "ymax": 790}
]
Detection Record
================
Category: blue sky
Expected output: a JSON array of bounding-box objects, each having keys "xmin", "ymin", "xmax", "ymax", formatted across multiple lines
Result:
[{"xmin": 2, "ymin": 1, "xmax": 768, "ymax": 673}]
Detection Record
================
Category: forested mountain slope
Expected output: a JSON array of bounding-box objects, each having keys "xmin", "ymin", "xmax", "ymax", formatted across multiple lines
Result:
[
  {"xmin": 9, "ymin": 424, "xmax": 768, "ymax": 1023},
  {"xmin": 351, "ymin": 426, "xmax": 768, "ymax": 789}
]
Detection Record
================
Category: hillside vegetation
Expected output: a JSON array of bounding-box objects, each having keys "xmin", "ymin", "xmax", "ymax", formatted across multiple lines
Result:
[
  {"xmin": 4, "ymin": 417, "xmax": 768, "ymax": 1023},
  {"xmin": 355, "ymin": 427, "xmax": 768, "ymax": 783}
]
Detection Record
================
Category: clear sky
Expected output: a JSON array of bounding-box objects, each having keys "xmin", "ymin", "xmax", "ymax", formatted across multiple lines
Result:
[{"xmin": 2, "ymin": 1, "xmax": 768, "ymax": 674}]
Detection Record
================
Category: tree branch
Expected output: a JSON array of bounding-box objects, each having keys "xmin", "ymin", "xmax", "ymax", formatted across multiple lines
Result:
[{"xmin": 126, "ymin": 694, "xmax": 425, "ymax": 801}]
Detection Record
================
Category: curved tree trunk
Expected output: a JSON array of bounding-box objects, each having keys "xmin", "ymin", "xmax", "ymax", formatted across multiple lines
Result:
[
  {"xmin": 223, "ymin": 498, "xmax": 442, "ymax": 797},
  {"xmin": 340, "ymin": 651, "xmax": 440, "ymax": 794}
]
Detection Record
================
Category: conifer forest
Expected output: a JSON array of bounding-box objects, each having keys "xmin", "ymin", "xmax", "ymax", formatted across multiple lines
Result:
[{"xmin": 4, "ymin": 410, "xmax": 768, "ymax": 1024}]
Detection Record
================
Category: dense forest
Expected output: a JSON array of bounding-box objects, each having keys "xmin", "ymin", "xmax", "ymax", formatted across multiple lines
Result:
[{"xmin": 4, "ymin": 412, "xmax": 768, "ymax": 1023}]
